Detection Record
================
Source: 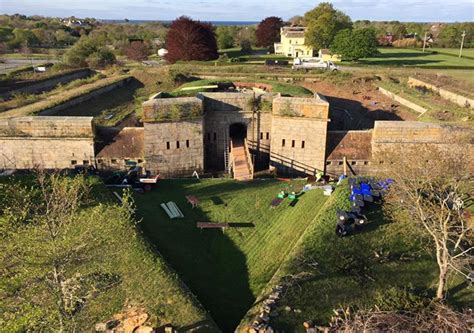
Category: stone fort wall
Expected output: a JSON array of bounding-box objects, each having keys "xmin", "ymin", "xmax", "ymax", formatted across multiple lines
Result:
[{"xmin": 0, "ymin": 117, "xmax": 95, "ymax": 169}]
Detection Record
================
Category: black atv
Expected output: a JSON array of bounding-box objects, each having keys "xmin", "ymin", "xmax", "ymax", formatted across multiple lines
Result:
[{"xmin": 335, "ymin": 210, "xmax": 368, "ymax": 237}]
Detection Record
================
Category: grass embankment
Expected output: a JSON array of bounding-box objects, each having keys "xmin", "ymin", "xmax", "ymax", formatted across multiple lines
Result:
[
  {"xmin": 0, "ymin": 176, "xmax": 218, "ymax": 332},
  {"xmin": 0, "ymin": 74, "xmax": 130, "ymax": 119},
  {"xmin": 378, "ymin": 78, "xmax": 472, "ymax": 125},
  {"xmin": 58, "ymin": 67, "xmax": 178, "ymax": 126},
  {"xmin": 134, "ymin": 179, "xmax": 328, "ymax": 331},
  {"xmin": 238, "ymin": 185, "xmax": 472, "ymax": 332},
  {"xmin": 359, "ymin": 48, "xmax": 474, "ymax": 68},
  {"xmin": 172, "ymin": 78, "xmax": 314, "ymax": 97}
]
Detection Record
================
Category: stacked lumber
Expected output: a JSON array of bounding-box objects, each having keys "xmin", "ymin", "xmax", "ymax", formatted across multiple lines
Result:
[{"xmin": 161, "ymin": 201, "xmax": 184, "ymax": 219}]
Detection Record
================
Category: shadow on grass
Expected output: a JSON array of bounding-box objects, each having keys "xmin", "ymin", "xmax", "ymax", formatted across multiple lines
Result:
[
  {"xmin": 359, "ymin": 59, "xmax": 442, "ymax": 66},
  {"xmin": 134, "ymin": 179, "xmax": 256, "ymax": 332}
]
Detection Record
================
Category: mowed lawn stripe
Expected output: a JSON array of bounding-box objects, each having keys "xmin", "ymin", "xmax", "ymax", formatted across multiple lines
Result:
[{"xmin": 134, "ymin": 179, "xmax": 327, "ymax": 331}]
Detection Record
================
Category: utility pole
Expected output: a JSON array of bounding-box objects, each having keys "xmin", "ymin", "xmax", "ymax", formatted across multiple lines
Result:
[
  {"xmin": 459, "ymin": 30, "xmax": 466, "ymax": 58},
  {"xmin": 422, "ymin": 31, "xmax": 428, "ymax": 52}
]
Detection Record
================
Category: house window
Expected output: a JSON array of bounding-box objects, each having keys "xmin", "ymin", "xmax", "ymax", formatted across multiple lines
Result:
[
  {"xmin": 176, "ymin": 141, "xmax": 180, "ymax": 149},
  {"xmin": 207, "ymin": 133, "xmax": 211, "ymax": 141},
  {"xmin": 301, "ymin": 140, "xmax": 305, "ymax": 149},
  {"xmin": 338, "ymin": 161, "xmax": 343, "ymax": 165},
  {"xmin": 83, "ymin": 160, "xmax": 89, "ymax": 165},
  {"xmin": 282, "ymin": 139, "xmax": 286, "ymax": 147},
  {"xmin": 260, "ymin": 132, "xmax": 263, "ymax": 139},
  {"xmin": 166, "ymin": 142, "xmax": 170, "ymax": 150},
  {"xmin": 351, "ymin": 161, "xmax": 357, "ymax": 166},
  {"xmin": 266, "ymin": 132, "xmax": 269, "ymax": 140},
  {"xmin": 379, "ymin": 160, "xmax": 384, "ymax": 165},
  {"xmin": 364, "ymin": 161, "xmax": 369, "ymax": 165},
  {"xmin": 111, "ymin": 159, "xmax": 117, "ymax": 164},
  {"xmin": 213, "ymin": 132, "xmax": 217, "ymax": 141},
  {"xmin": 186, "ymin": 140, "xmax": 190, "ymax": 148},
  {"xmin": 71, "ymin": 160, "xmax": 77, "ymax": 165},
  {"xmin": 291, "ymin": 140, "xmax": 295, "ymax": 148},
  {"xmin": 138, "ymin": 159, "xmax": 143, "ymax": 163},
  {"xmin": 97, "ymin": 159, "xmax": 103, "ymax": 164},
  {"xmin": 326, "ymin": 161, "xmax": 332, "ymax": 165}
]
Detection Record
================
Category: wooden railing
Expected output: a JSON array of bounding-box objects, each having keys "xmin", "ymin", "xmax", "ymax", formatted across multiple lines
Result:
[{"xmin": 244, "ymin": 138, "xmax": 254, "ymax": 179}]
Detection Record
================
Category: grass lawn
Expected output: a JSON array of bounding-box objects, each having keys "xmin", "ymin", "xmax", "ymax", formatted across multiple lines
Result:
[
  {"xmin": 133, "ymin": 179, "xmax": 328, "ymax": 331},
  {"xmin": 239, "ymin": 185, "xmax": 473, "ymax": 331},
  {"xmin": 430, "ymin": 47, "xmax": 474, "ymax": 59},
  {"xmin": 359, "ymin": 48, "xmax": 474, "ymax": 68},
  {"xmin": 172, "ymin": 78, "xmax": 313, "ymax": 97}
]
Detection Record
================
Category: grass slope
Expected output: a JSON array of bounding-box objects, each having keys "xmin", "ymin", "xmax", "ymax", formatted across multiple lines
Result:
[
  {"xmin": 0, "ymin": 176, "xmax": 218, "ymax": 332},
  {"xmin": 134, "ymin": 179, "xmax": 328, "ymax": 331},
  {"xmin": 238, "ymin": 185, "xmax": 473, "ymax": 332}
]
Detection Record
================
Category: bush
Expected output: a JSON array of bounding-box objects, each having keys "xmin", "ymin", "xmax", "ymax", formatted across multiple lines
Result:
[{"xmin": 63, "ymin": 36, "xmax": 116, "ymax": 68}]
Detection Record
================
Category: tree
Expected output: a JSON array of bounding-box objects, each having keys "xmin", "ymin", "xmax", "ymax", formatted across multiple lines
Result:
[
  {"xmin": 63, "ymin": 35, "xmax": 116, "ymax": 68},
  {"xmin": 255, "ymin": 16, "xmax": 283, "ymax": 48},
  {"xmin": 240, "ymin": 39, "xmax": 253, "ymax": 55},
  {"xmin": 379, "ymin": 143, "xmax": 473, "ymax": 300},
  {"xmin": 165, "ymin": 16, "xmax": 218, "ymax": 63},
  {"xmin": 123, "ymin": 40, "xmax": 150, "ymax": 61},
  {"xmin": 0, "ymin": 173, "xmax": 130, "ymax": 331},
  {"xmin": 216, "ymin": 26, "xmax": 234, "ymax": 50},
  {"xmin": 331, "ymin": 28, "xmax": 379, "ymax": 60},
  {"xmin": 304, "ymin": 2, "xmax": 352, "ymax": 50},
  {"xmin": 288, "ymin": 15, "xmax": 305, "ymax": 26}
]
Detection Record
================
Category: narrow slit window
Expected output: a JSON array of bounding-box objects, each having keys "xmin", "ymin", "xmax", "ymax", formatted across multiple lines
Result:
[
  {"xmin": 166, "ymin": 142, "xmax": 170, "ymax": 150},
  {"xmin": 176, "ymin": 141, "xmax": 180, "ymax": 149},
  {"xmin": 292, "ymin": 140, "xmax": 295, "ymax": 148},
  {"xmin": 260, "ymin": 132, "xmax": 263, "ymax": 139},
  {"xmin": 301, "ymin": 140, "xmax": 305, "ymax": 149},
  {"xmin": 186, "ymin": 140, "xmax": 190, "ymax": 148},
  {"xmin": 266, "ymin": 132, "xmax": 269, "ymax": 140},
  {"xmin": 282, "ymin": 139, "xmax": 285, "ymax": 147},
  {"xmin": 213, "ymin": 132, "xmax": 217, "ymax": 141},
  {"xmin": 207, "ymin": 133, "xmax": 211, "ymax": 141}
]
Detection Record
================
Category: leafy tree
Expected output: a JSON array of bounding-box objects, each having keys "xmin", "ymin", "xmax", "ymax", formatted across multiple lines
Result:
[
  {"xmin": 216, "ymin": 26, "xmax": 234, "ymax": 50},
  {"xmin": 240, "ymin": 39, "xmax": 253, "ymax": 55},
  {"xmin": 63, "ymin": 35, "xmax": 116, "ymax": 68},
  {"xmin": 0, "ymin": 26, "xmax": 13, "ymax": 43},
  {"xmin": 165, "ymin": 16, "xmax": 218, "ymax": 63},
  {"xmin": 288, "ymin": 15, "xmax": 305, "ymax": 26},
  {"xmin": 11, "ymin": 28, "xmax": 40, "ymax": 48},
  {"xmin": 0, "ymin": 173, "xmax": 126, "ymax": 331},
  {"xmin": 122, "ymin": 40, "xmax": 150, "ymax": 61},
  {"xmin": 255, "ymin": 16, "xmax": 283, "ymax": 48},
  {"xmin": 304, "ymin": 2, "xmax": 352, "ymax": 50},
  {"xmin": 331, "ymin": 28, "xmax": 379, "ymax": 60},
  {"xmin": 392, "ymin": 23, "xmax": 408, "ymax": 40}
]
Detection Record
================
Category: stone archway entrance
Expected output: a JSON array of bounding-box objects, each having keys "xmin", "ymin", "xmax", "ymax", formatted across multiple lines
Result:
[{"xmin": 229, "ymin": 123, "xmax": 247, "ymax": 140}]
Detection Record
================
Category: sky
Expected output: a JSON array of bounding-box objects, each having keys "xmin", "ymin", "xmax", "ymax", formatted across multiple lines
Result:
[{"xmin": 1, "ymin": 0, "xmax": 473, "ymax": 22}]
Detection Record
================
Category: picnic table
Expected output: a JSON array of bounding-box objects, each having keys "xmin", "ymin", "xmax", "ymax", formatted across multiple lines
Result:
[{"xmin": 185, "ymin": 195, "xmax": 200, "ymax": 208}]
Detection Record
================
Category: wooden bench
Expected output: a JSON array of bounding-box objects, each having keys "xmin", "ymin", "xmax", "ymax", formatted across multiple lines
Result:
[{"xmin": 186, "ymin": 195, "xmax": 200, "ymax": 208}]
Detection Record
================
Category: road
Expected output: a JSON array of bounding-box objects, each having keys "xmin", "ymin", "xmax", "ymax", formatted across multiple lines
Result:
[{"xmin": 0, "ymin": 58, "xmax": 58, "ymax": 74}]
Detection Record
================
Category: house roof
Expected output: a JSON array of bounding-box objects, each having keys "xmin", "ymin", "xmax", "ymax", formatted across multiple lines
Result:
[
  {"xmin": 326, "ymin": 131, "xmax": 373, "ymax": 160},
  {"xmin": 96, "ymin": 127, "xmax": 144, "ymax": 159}
]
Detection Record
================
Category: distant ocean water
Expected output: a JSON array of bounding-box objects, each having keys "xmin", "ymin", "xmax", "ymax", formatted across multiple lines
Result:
[{"xmin": 101, "ymin": 19, "xmax": 258, "ymax": 26}]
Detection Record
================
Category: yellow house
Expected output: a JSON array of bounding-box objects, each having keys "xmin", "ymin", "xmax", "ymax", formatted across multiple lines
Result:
[
  {"xmin": 274, "ymin": 26, "xmax": 315, "ymax": 58},
  {"xmin": 319, "ymin": 49, "xmax": 342, "ymax": 62}
]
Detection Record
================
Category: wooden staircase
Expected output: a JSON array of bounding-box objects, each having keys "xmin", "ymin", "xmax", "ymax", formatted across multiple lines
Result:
[{"xmin": 230, "ymin": 138, "xmax": 254, "ymax": 181}]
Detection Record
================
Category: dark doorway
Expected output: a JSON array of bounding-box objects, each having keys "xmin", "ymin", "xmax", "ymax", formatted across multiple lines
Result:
[{"xmin": 229, "ymin": 123, "xmax": 247, "ymax": 139}]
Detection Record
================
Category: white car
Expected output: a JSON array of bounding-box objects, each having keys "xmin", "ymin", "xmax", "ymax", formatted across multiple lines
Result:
[{"xmin": 292, "ymin": 58, "xmax": 339, "ymax": 71}]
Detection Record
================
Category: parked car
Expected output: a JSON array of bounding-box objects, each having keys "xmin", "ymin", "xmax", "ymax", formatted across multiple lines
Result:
[{"xmin": 292, "ymin": 58, "xmax": 339, "ymax": 71}]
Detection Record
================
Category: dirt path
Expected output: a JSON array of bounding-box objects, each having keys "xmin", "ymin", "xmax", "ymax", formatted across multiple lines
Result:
[{"xmin": 302, "ymin": 79, "xmax": 417, "ymax": 130}]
